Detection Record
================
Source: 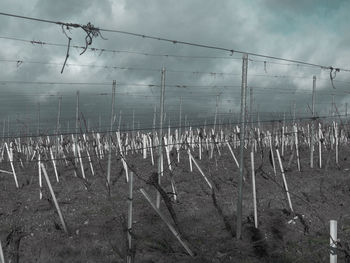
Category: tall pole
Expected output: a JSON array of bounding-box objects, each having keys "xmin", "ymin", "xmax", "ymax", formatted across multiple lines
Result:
[
  {"xmin": 214, "ymin": 94, "xmax": 218, "ymax": 133},
  {"xmin": 293, "ymin": 101, "xmax": 296, "ymax": 124},
  {"xmin": 37, "ymin": 102, "xmax": 40, "ymax": 136},
  {"xmin": 250, "ymin": 87, "xmax": 253, "ymax": 126},
  {"xmin": 107, "ymin": 80, "xmax": 116, "ymax": 185},
  {"xmin": 179, "ymin": 96, "xmax": 182, "ymax": 137},
  {"xmin": 311, "ymin": 76, "xmax": 316, "ymax": 168},
  {"xmin": 346, "ymin": 102, "xmax": 348, "ymax": 117},
  {"xmin": 99, "ymin": 114, "xmax": 102, "ymax": 132},
  {"xmin": 7, "ymin": 116, "xmax": 10, "ymax": 139},
  {"xmin": 236, "ymin": 53, "xmax": 248, "ymax": 240},
  {"xmin": 118, "ymin": 110, "xmax": 122, "ymax": 131},
  {"xmin": 332, "ymin": 94, "xmax": 335, "ymax": 118},
  {"xmin": 132, "ymin": 110, "xmax": 135, "ymax": 134},
  {"xmin": 152, "ymin": 105, "xmax": 156, "ymax": 136},
  {"xmin": 56, "ymin": 96, "xmax": 62, "ymax": 134},
  {"xmin": 75, "ymin": 91, "xmax": 80, "ymax": 136},
  {"xmin": 157, "ymin": 67, "xmax": 166, "ymax": 209}
]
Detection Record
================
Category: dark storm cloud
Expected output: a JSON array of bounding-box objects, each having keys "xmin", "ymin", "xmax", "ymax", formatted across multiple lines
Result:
[{"xmin": 0, "ymin": 0, "xmax": 349, "ymax": 133}]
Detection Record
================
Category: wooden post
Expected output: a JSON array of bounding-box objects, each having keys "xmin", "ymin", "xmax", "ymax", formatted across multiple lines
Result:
[
  {"xmin": 127, "ymin": 172, "xmax": 134, "ymax": 263},
  {"xmin": 38, "ymin": 148, "xmax": 42, "ymax": 199},
  {"xmin": 214, "ymin": 94, "xmax": 218, "ymax": 133},
  {"xmin": 332, "ymin": 94, "xmax": 335, "ymax": 118},
  {"xmin": 346, "ymin": 102, "xmax": 348, "ymax": 117},
  {"xmin": 236, "ymin": 53, "xmax": 248, "ymax": 239},
  {"xmin": 140, "ymin": 188, "xmax": 194, "ymax": 257},
  {"xmin": 319, "ymin": 123, "xmax": 322, "ymax": 168},
  {"xmin": 56, "ymin": 96, "xmax": 62, "ymax": 134},
  {"xmin": 75, "ymin": 91, "xmax": 80, "ymax": 136},
  {"xmin": 250, "ymin": 86, "xmax": 253, "ymax": 126},
  {"xmin": 5, "ymin": 142, "xmax": 18, "ymax": 188},
  {"xmin": 294, "ymin": 125, "xmax": 301, "ymax": 172},
  {"xmin": 269, "ymin": 132, "xmax": 277, "ymax": 176},
  {"xmin": 330, "ymin": 220, "xmax": 337, "ymax": 263},
  {"xmin": 276, "ymin": 149, "xmax": 294, "ymax": 212},
  {"xmin": 157, "ymin": 68, "xmax": 165, "ymax": 209},
  {"xmin": 179, "ymin": 96, "xmax": 182, "ymax": 138},
  {"xmin": 188, "ymin": 151, "xmax": 212, "ymax": 189},
  {"xmin": 118, "ymin": 110, "xmax": 122, "ymax": 131},
  {"xmin": 107, "ymin": 81, "xmax": 116, "ymax": 185},
  {"xmin": 37, "ymin": 102, "xmax": 40, "ymax": 135},
  {"xmin": 311, "ymin": 76, "xmax": 316, "ymax": 168},
  {"xmin": 99, "ymin": 114, "xmax": 101, "ymax": 132},
  {"xmin": 293, "ymin": 101, "xmax": 296, "ymax": 124},
  {"xmin": 41, "ymin": 163, "xmax": 68, "ymax": 233},
  {"xmin": 282, "ymin": 112, "xmax": 285, "ymax": 157},
  {"xmin": 250, "ymin": 151, "xmax": 258, "ymax": 228}
]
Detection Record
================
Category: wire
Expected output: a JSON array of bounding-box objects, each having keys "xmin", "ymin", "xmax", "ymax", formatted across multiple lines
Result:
[
  {"xmin": 1, "ymin": 112, "xmax": 347, "ymax": 139},
  {"xmin": 0, "ymin": 80, "xmax": 158, "ymax": 87},
  {"xmin": 1, "ymin": 12, "xmax": 349, "ymax": 72},
  {"xmin": 0, "ymin": 36, "xmax": 240, "ymax": 60}
]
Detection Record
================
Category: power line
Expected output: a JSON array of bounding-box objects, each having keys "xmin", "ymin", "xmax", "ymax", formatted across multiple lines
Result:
[{"xmin": 1, "ymin": 12, "xmax": 350, "ymax": 73}]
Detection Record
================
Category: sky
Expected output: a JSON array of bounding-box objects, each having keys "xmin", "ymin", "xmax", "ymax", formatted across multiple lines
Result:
[{"xmin": 0, "ymin": 0, "xmax": 349, "ymax": 134}]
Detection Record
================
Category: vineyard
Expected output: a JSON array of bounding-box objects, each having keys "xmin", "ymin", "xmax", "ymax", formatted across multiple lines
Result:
[{"xmin": 0, "ymin": 7, "xmax": 350, "ymax": 263}]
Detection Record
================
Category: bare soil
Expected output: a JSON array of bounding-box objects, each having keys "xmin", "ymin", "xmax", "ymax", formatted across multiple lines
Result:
[{"xmin": 1, "ymin": 143, "xmax": 350, "ymax": 262}]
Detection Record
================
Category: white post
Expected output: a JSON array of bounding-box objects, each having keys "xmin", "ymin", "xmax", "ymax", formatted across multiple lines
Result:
[
  {"xmin": 41, "ymin": 163, "xmax": 68, "ymax": 233},
  {"xmin": 269, "ymin": 132, "xmax": 277, "ymax": 177},
  {"xmin": 0, "ymin": 240, "xmax": 4, "ymax": 263},
  {"xmin": 107, "ymin": 81, "xmax": 116, "ymax": 185},
  {"xmin": 319, "ymin": 123, "xmax": 322, "ymax": 168},
  {"xmin": 276, "ymin": 149, "xmax": 294, "ymax": 212},
  {"xmin": 38, "ymin": 148, "xmax": 42, "ymax": 199},
  {"xmin": 5, "ymin": 142, "xmax": 18, "ymax": 188},
  {"xmin": 251, "ymin": 151, "xmax": 258, "ymax": 228},
  {"xmin": 330, "ymin": 220, "xmax": 337, "ymax": 263},
  {"xmin": 294, "ymin": 125, "xmax": 301, "ymax": 172},
  {"xmin": 157, "ymin": 68, "xmax": 165, "ymax": 209},
  {"xmin": 226, "ymin": 141, "xmax": 239, "ymax": 168}
]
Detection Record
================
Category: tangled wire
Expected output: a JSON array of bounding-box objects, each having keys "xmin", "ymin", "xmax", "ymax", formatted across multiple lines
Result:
[{"xmin": 60, "ymin": 22, "xmax": 107, "ymax": 74}]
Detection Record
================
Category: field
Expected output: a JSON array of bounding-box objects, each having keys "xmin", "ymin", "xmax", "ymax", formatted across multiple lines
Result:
[{"xmin": 0, "ymin": 123, "xmax": 349, "ymax": 263}]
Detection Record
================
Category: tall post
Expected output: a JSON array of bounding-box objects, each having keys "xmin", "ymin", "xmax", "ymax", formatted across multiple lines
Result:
[
  {"xmin": 157, "ymin": 68, "xmax": 166, "ymax": 209},
  {"xmin": 332, "ymin": 94, "xmax": 335, "ymax": 118},
  {"xmin": 214, "ymin": 94, "xmax": 218, "ymax": 133},
  {"xmin": 250, "ymin": 87, "xmax": 253, "ymax": 126},
  {"xmin": 346, "ymin": 102, "xmax": 348, "ymax": 117},
  {"xmin": 250, "ymin": 86, "xmax": 254, "ymax": 146},
  {"xmin": 257, "ymin": 104, "xmax": 260, "ymax": 128},
  {"xmin": 118, "ymin": 110, "xmax": 122, "ymax": 131},
  {"xmin": 107, "ymin": 80, "xmax": 116, "ymax": 185},
  {"xmin": 179, "ymin": 96, "xmax": 182, "ymax": 137},
  {"xmin": 152, "ymin": 105, "xmax": 156, "ymax": 136},
  {"xmin": 236, "ymin": 53, "xmax": 248, "ymax": 240},
  {"xmin": 56, "ymin": 96, "xmax": 62, "ymax": 134},
  {"xmin": 2, "ymin": 119, "xmax": 5, "ymax": 141},
  {"xmin": 293, "ymin": 101, "xmax": 296, "ymax": 124},
  {"xmin": 311, "ymin": 76, "xmax": 316, "ymax": 168},
  {"xmin": 37, "ymin": 102, "xmax": 40, "ymax": 136},
  {"xmin": 99, "ymin": 114, "xmax": 102, "ymax": 132},
  {"xmin": 75, "ymin": 91, "xmax": 80, "ymax": 136}
]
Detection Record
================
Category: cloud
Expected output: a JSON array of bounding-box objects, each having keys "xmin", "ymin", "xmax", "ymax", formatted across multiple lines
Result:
[{"xmin": 0, "ymin": 0, "xmax": 349, "ymax": 133}]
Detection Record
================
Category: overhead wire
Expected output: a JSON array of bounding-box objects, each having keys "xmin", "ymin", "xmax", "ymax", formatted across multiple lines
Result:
[{"xmin": 0, "ymin": 12, "xmax": 349, "ymax": 73}]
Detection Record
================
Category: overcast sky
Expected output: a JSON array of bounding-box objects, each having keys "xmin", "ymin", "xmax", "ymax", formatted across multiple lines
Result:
[{"xmin": 0, "ymin": 0, "xmax": 349, "ymax": 134}]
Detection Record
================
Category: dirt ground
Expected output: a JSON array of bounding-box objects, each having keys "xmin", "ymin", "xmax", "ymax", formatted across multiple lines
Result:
[{"xmin": 0, "ymin": 142, "xmax": 350, "ymax": 262}]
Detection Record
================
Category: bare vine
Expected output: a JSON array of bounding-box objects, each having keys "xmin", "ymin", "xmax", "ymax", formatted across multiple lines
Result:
[{"xmin": 59, "ymin": 22, "xmax": 107, "ymax": 73}]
